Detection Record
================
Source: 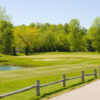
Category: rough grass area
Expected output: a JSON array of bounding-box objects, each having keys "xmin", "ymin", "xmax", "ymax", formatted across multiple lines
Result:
[{"xmin": 0, "ymin": 52, "xmax": 100, "ymax": 100}]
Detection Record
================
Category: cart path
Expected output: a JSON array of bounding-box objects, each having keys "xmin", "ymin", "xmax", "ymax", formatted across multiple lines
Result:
[{"xmin": 49, "ymin": 80, "xmax": 100, "ymax": 100}]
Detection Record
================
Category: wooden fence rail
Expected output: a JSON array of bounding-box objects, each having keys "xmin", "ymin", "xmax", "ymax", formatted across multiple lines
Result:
[
  {"xmin": 40, "ymin": 80, "xmax": 63, "ymax": 88},
  {"xmin": 0, "ymin": 85, "xmax": 36, "ymax": 98},
  {"xmin": 0, "ymin": 68, "xmax": 99, "ymax": 98}
]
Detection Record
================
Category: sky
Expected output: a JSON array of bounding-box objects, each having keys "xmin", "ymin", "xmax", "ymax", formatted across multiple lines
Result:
[{"xmin": 0, "ymin": 0, "xmax": 100, "ymax": 29}]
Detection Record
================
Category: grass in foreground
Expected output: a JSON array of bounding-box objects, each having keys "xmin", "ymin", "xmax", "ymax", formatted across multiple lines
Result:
[{"xmin": 0, "ymin": 52, "xmax": 100, "ymax": 100}]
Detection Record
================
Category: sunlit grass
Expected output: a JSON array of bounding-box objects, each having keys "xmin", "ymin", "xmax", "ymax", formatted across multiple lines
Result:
[{"xmin": 0, "ymin": 52, "xmax": 100, "ymax": 100}]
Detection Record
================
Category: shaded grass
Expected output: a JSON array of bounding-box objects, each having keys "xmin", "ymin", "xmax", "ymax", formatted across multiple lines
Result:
[{"xmin": 0, "ymin": 60, "xmax": 8, "ymax": 62}]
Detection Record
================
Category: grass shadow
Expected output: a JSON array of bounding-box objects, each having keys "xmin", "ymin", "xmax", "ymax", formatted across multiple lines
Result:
[
  {"xmin": 0, "ymin": 60, "xmax": 8, "ymax": 62},
  {"xmin": 34, "ymin": 78, "xmax": 96, "ymax": 100}
]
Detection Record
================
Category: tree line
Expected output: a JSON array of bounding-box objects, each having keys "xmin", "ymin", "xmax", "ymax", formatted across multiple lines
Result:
[{"xmin": 0, "ymin": 6, "xmax": 100, "ymax": 55}]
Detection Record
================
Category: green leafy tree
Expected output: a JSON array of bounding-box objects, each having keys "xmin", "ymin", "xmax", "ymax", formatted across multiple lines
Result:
[
  {"xmin": 29, "ymin": 22, "xmax": 35, "ymax": 28},
  {"xmin": 0, "ymin": 20, "xmax": 13, "ymax": 54},
  {"xmin": 12, "ymin": 47, "xmax": 16, "ymax": 56},
  {"xmin": 14, "ymin": 26, "xmax": 39, "ymax": 53},
  {"xmin": 0, "ymin": 6, "xmax": 12, "ymax": 22},
  {"xmin": 25, "ymin": 47, "xmax": 28, "ymax": 55},
  {"xmin": 64, "ymin": 23, "xmax": 69, "ymax": 34},
  {"xmin": 57, "ymin": 33, "xmax": 70, "ymax": 52},
  {"xmin": 84, "ymin": 36, "xmax": 95, "ymax": 52},
  {"xmin": 68, "ymin": 19, "xmax": 84, "ymax": 52},
  {"xmin": 88, "ymin": 17, "xmax": 100, "ymax": 52},
  {"xmin": 39, "ymin": 23, "xmax": 50, "ymax": 32}
]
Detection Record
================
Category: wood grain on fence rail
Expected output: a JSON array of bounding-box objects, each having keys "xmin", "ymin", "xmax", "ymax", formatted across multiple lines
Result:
[
  {"xmin": 81, "ymin": 71, "xmax": 84, "ymax": 81},
  {"xmin": 0, "ymin": 85, "xmax": 36, "ymax": 98},
  {"xmin": 94, "ymin": 69, "xmax": 97, "ymax": 78},
  {"xmin": 62, "ymin": 74, "xmax": 66, "ymax": 87},
  {"xmin": 66, "ymin": 76, "xmax": 82, "ymax": 80},
  {"xmin": 85, "ymin": 73, "xmax": 94, "ymax": 76},
  {"xmin": 99, "ymin": 66, "xmax": 100, "ymax": 76},
  {"xmin": 36, "ymin": 80, "xmax": 40, "ymax": 96},
  {"xmin": 40, "ymin": 80, "xmax": 63, "ymax": 88}
]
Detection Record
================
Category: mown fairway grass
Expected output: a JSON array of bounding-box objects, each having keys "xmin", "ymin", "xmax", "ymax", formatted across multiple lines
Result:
[{"xmin": 0, "ymin": 52, "xmax": 100, "ymax": 100}]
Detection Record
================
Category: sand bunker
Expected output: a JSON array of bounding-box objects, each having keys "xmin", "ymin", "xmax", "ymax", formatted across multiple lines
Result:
[
  {"xmin": 33, "ymin": 59, "xmax": 61, "ymax": 61},
  {"xmin": 68, "ymin": 59, "xmax": 80, "ymax": 60},
  {"xmin": 33, "ymin": 59, "xmax": 80, "ymax": 61}
]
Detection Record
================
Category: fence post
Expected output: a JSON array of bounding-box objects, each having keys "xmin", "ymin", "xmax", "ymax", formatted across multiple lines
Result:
[
  {"xmin": 99, "ymin": 67, "xmax": 100, "ymax": 76},
  {"xmin": 94, "ymin": 69, "xmax": 97, "ymax": 78},
  {"xmin": 62, "ymin": 74, "xmax": 66, "ymax": 87},
  {"xmin": 81, "ymin": 71, "xmax": 84, "ymax": 81},
  {"xmin": 36, "ymin": 80, "xmax": 40, "ymax": 96}
]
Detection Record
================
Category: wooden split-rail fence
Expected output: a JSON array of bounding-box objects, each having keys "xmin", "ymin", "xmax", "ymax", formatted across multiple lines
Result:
[{"xmin": 0, "ymin": 67, "xmax": 100, "ymax": 98}]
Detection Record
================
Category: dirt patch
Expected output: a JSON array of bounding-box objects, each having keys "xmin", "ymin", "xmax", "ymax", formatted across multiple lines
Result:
[
  {"xmin": 68, "ymin": 59, "xmax": 80, "ymax": 60},
  {"xmin": 57, "ymin": 68, "xmax": 69, "ymax": 70},
  {"xmin": 33, "ymin": 59, "xmax": 61, "ymax": 61}
]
